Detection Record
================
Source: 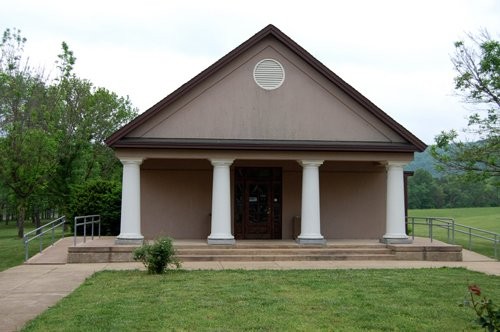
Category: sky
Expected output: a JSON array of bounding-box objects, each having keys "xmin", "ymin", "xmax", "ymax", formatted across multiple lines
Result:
[{"xmin": 1, "ymin": 0, "xmax": 499, "ymax": 144}]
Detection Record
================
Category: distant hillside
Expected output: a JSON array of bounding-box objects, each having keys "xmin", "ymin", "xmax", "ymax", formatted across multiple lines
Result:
[{"xmin": 405, "ymin": 147, "xmax": 443, "ymax": 177}]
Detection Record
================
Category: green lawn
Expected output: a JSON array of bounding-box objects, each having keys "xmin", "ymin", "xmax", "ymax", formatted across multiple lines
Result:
[
  {"xmin": 0, "ymin": 222, "xmax": 67, "ymax": 271},
  {"xmin": 408, "ymin": 207, "xmax": 500, "ymax": 258},
  {"xmin": 22, "ymin": 268, "xmax": 500, "ymax": 331}
]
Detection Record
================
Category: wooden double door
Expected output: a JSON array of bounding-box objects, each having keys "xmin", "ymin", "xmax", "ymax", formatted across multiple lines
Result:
[{"xmin": 234, "ymin": 167, "xmax": 282, "ymax": 239}]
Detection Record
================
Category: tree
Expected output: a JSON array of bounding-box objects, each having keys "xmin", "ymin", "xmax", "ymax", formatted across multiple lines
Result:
[
  {"xmin": 0, "ymin": 29, "xmax": 59, "ymax": 237},
  {"xmin": 432, "ymin": 30, "xmax": 500, "ymax": 181},
  {"xmin": 48, "ymin": 43, "xmax": 137, "ymax": 215},
  {"xmin": 408, "ymin": 169, "xmax": 445, "ymax": 209},
  {"xmin": 0, "ymin": 28, "xmax": 137, "ymax": 237},
  {"xmin": 67, "ymin": 179, "xmax": 122, "ymax": 235}
]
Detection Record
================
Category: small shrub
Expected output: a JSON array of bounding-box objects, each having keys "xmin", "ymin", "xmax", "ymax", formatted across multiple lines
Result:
[
  {"xmin": 133, "ymin": 237, "xmax": 181, "ymax": 274},
  {"xmin": 461, "ymin": 284, "xmax": 500, "ymax": 331}
]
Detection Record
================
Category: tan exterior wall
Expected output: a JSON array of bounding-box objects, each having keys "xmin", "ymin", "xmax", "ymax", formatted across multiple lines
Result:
[
  {"xmin": 127, "ymin": 38, "xmax": 404, "ymax": 144},
  {"xmin": 141, "ymin": 162, "xmax": 212, "ymax": 239},
  {"xmin": 282, "ymin": 170, "xmax": 301, "ymax": 239},
  {"xmin": 116, "ymin": 148, "xmax": 414, "ymax": 164},
  {"xmin": 139, "ymin": 159, "xmax": 386, "ymax": 240},
  {"xmin": 320, "ymin": 170, "xmax": 386, "ymax": 239}
]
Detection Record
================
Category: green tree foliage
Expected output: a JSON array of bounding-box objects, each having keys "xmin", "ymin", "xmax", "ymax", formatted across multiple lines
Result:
[
  {"xmin": 0, "ymin": 28, "xmax": 59, "ymax": 237},
  {"xmin": 67, "ymin": 179, "xmax": 122, "ymax": 235},
  {"xmin": 408, "ymin": 169, "xmax": 499, "ymax": 209},
  {"xmin": 0, "ymin": 28, "xmax": 138, "ymax": 237},
  {"xmin": 408, "ymin": 170, "xmax": 444, "ymax": 209},
  {"xmin": 50, "ymin": 44, "xmax": 136, "ymax": 212},
  {"xmin": 432, "ymin": 30, "xmax": 500, "ymax": 181}
]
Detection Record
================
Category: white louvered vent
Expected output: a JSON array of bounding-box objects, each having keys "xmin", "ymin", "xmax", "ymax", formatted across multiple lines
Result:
[{"xmin": 253, "ymin": 59, "xmax": 285, "ymax": 90}]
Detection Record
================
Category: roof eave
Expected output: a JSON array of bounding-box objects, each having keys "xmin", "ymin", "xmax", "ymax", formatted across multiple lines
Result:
[{"xmin": 111, "ymin": 138, "xmax": 421, "ymax": 153}]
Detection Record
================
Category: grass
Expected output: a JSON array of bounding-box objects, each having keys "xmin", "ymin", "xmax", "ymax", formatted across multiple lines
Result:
[
  {"xmin": 0, "ymin": 222, "xmax": 66, "ymax": 271},
  {"xmin": 408, "ymin": 207, "xmax": 500, "ymax": 258},
  {"xmin": 22, "ymin": 268, "xmax": 500, "ymax": 331}
]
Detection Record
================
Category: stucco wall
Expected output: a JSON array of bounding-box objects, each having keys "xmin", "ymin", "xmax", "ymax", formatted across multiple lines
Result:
[
  {"xmin": 141, "ymin": 168, "xmax": 212, "ymax": 239},
  {"xmin": 320, "ymin": 170, "xmax": 386, "ymax": 239},
  {"xmin": 139, "ymin": 160, "xmax": 386, "ymax": 240}
]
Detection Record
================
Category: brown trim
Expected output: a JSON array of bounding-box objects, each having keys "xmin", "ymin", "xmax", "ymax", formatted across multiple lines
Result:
[
  {"xmin": 106, "ymin": 25, "xmax": 427, "ymax": 152},
  {"xmin": 112, "ymin": 138, "xmax": 421, "ymax": 153}
]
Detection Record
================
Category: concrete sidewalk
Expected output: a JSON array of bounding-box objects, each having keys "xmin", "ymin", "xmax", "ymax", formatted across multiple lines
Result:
[{"xmin": 1, "ymin": 246, "xmax": 498, "ymax": 331}]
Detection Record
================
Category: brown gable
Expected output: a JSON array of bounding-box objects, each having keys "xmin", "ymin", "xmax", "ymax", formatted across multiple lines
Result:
[{"xmin": 106, "ymin": 24, "xmax": 426, "ymax": 152}]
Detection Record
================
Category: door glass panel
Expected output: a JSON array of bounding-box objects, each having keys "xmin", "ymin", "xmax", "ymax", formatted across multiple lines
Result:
[
  {"xmin": 248, "ymin": 183, "xmax": 269, "ymax": 224},
  {"xmin": 235, "ymin": 182, "xmax": 244, "ymax": 225}
]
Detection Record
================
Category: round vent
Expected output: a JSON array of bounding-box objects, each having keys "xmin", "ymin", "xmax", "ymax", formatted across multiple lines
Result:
[{"xmin": 253, "ymin": 59, "xmax": 285, "ymax": 90}]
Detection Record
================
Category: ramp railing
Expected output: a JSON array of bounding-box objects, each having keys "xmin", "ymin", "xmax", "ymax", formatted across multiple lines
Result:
[
  {"xmin": 23, "ymin": 216, "xmax": 67, "ymax": 261},
  {"xmin": 407, "ymin": 216, "xmax": 499, "ymax": 259},
  {"xmin": 73, "ymin": 215, "xmax": 101, "ymax": 246}
]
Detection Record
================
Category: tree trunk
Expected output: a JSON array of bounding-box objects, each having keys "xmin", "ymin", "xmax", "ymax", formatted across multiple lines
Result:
[
  {"xmin": 17, "ymin": 203, "xmax": 26, "ymax": 238},
  {"xmin": 34, "ymin": 207, "xmax": 41, "ymax": 235}
]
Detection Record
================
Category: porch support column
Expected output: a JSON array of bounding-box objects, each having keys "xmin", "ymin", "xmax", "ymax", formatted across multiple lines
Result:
[
  {"xmin": 298, "ymin": 160, "xmax": 326, "ymax": 245},
  {"xmin": 208, "ymin": 159, "xmax": 235, "ymax": 245},
  {"xmin": 116, "ymin": 157, "xmax": 144, "ymax": 245},
  {"xmin": 382, "ymin": 161, "xmax": 412, "ymax": 244}
]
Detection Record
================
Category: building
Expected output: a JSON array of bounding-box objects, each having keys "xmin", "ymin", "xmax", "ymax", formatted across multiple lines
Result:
[{"xmin": 106, "ymin": 25, "xmax": 426, "ymax": 246}]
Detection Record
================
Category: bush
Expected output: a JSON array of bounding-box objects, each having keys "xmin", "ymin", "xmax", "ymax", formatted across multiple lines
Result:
[
  {"xmin": 67, "ymin": 179, "xmax": 122, "ymax": 235},
  {"xmin": 461, "ymin": 284, "xmax": 500, "ymax": 331},
  {"xmin": 133, "ymin": 237, "xmax": 181, "ymax": 274}
]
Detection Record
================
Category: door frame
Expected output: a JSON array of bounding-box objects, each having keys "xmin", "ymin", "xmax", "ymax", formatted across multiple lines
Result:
[{"xmin": 234, "ymin": 167, "xmax": 282, "ymax": 239}]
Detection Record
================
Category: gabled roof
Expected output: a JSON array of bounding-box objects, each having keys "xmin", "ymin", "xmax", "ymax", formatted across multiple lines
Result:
[{"xmin": 106, "ymin": 24, "xmax": 426, "ymax": 152}]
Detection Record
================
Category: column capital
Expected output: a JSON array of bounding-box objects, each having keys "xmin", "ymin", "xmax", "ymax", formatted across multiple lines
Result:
[
  {"xmin": 210, "ymin": 159, "xmax": 234, "ymax": 167},
  {"xmin": 384, "ymin": 161, "xmax": 408, "ymax": 169},
  {"xmin": 298, "ymin": 160, "xmax": 324, "ymax": 168},
  {"xmin": 120, "ymin": 157, "xmax": 144, "ymax": 166}
]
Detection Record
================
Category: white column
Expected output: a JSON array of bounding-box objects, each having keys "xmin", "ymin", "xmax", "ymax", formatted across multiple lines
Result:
[
  {"xmin": 116, "ymin": 157, "xmax": 144, "ymax": 245},
  {"xmin": 382, "ymin": 161, "xmax": 411, "ymax": 244},
  {"xmin": 208, "ymin": 159, "xmax": 235, "ymax": 245},
  {"xmin": 298, "ymin": 160, "xmax": 326, "ymax": 244}
]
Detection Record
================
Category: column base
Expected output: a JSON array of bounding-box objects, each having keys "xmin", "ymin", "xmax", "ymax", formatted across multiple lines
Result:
[
  {"xmin": 296, "ymin": 237, "xmax": 327, "ymax": 245},
  {"xmin": 207, "ymin": 238, "xmax": 236, "ymax": 245},
  {"xmin": 380, "ymin": 237, "xmax": 413, "ymax": 244},
  {"xmin": 115, "ymin": 234, "xmax": 144, "ymax": 245}
]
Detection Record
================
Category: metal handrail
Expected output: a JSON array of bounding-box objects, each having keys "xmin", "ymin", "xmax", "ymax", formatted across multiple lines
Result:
[
  {"xmin": 407, "ymin": 216, "xmax": 499, "ymax": 259},
  {"xmin": 23, "ymin": 216, "xmax": 66, "ymax": 261},
  {"xmin": 73, "ymin": 215, "xmax": 101, "ymax": 246}
]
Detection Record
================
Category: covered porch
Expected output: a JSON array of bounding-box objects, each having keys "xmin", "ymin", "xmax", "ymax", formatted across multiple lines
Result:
[{"xmin": 115, "ymin": 149, "xmax": 413, "ymax": 246}]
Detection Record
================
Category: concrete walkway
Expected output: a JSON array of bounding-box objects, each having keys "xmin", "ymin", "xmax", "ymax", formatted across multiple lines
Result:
[{"xmin": 1, "ymin": 242, "xmax": 499, "ymax": 332}]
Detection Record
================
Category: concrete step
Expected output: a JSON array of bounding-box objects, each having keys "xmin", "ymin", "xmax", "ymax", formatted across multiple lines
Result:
[
  {"xmin": 176, "ymin": 248, "xmax": 393, "ymax": 256},
  {"xmin": 178, "ymin": 254, "xmax": 397, "ymax": 262},
  {"xmin": 67, "ymin": 243, "xmax": 397, "ymax": 263},
  {"xmin": 63, "ymin": 237, "xmax": 464, "ymax": 263},
  {"xmin": 174, "ymin": 243, "xmax": 388, "ymax": 250},
  {"xmin": 175, "ymin": 246, "xmax": 396, "ymax": 262}
]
